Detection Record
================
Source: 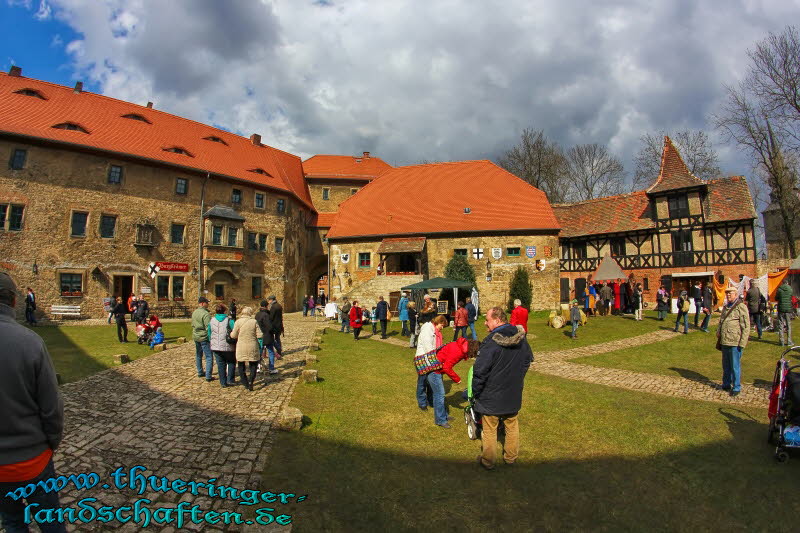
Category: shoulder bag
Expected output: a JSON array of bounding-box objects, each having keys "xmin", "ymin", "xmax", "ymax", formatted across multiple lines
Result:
[
  {"xmin": 413, "ymin": 346, "xmax": 444, "ymax": 375},
  {"xmin": 225, "ymin": 319, "xmax": 237, "ymax": 345}
]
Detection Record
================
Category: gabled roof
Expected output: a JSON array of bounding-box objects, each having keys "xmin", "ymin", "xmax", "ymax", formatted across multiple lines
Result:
[
  {"xmin": 309, "ymin": 212, "xmax": 338, "ymax": 228},
  {"xmin": 326, "ymin": 160, "xmax": 560, "ymax": 239},
  {"xmin": 204, "ymin": 205, "xmax": 245, "ymax": 221},
  {"xmin": 647, "ymin": 136, "xmax": 705, "ymax": 194},
  {"xmin": 553, "ymin": 176, "xmax": 756, "ymax": 238},
  {"xmin": 303, "ymin": 153, "xmax": 392, "ymax": 180},
  {"xmin": 0, "ymin": 71, "xmax": 314, "ymax": 209}
]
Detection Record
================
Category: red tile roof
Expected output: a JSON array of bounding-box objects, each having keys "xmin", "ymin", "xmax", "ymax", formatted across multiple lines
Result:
[
  {"xmin": 0, "ymin": 72, "xmax": 314, "ymax": 209},
  {"xmin": 303, "ymin": 153, "xmax": 392, "ymax": 180},
  {"xmin": 310, "ymin": 212, "xmax": 338, "ymax": 228},
  {"xmin": 326, "ymin": 160, "xmax": 560, "ymax": 239},
  {"xmin": 554, "ymin": 176, "xmax": 756, "ymax": 238},
  {"xmin": 647, "ymin": 136, "xmax": 705, "ymax": 194}
]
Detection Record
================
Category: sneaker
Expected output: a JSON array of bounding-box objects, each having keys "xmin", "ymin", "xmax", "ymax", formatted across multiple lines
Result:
[
  {"xmin": 198, "ymin": 374, "xmax": 205, "ymax": 378},
  {"xmin": 438, "ymin": 423, "xmax": 452, "ymax": 429},
  {"xmin": 447, "ymin": 415, "xmax": 455, "ymax": 421},
  {"xmin": 269, "ymin": 369, "xmax": 279, "ymax": 375},
  {"xmin": 419, "ymin": 406, "xmax": 428, "ymax": 411},
  {"xmin": 476, "ymin": 454, "xmax": 493, "ymax": 470},
  {"xmin": 730, "ymin": 390, "xmax": 740, "ymax": 397},
  {"xmin": 206, "ymin": 377, "xmax": 215, "ymax": 382}
]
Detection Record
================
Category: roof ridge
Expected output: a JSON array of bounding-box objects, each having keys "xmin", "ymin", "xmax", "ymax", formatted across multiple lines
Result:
[
  {"xmin": 552, "ymin": 189, "xmax": 647, "ymax": 207},
  {"xmin": 391, "ymin": 159, "xmax": 492, "ymax": 170}
]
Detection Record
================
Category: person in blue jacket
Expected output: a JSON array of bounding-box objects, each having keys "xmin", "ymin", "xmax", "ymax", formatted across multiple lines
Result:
[
  {"xmin": 465, "ymin": 297, "xmax": 478, "ymax": 340},
  {"xmin": 149, "ymin": 327, "xmax": 165, "ymax": 348},
  {"xmin": 398, "ymin": 292, "xmax": 410, "ymax": 336}
]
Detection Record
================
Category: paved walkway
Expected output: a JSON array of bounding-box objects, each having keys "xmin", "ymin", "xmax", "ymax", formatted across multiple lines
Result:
[
  {"xmin": 47, "ymin": 313, "xmax": 319, "ymax": 532},
  {"xmin": 366, "ymin": 324, "xmax": 769, "ymax": 407}
]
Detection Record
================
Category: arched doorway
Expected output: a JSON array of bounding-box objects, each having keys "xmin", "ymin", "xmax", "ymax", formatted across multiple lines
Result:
[{"xmin": 206, "ymin": 269, "xmax": 236, "ymax": 303}]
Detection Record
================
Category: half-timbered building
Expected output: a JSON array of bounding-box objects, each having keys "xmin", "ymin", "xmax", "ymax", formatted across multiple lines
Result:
[{"xmin": 554, "ymin": 137, "xmax": 758, "ymax": 304}]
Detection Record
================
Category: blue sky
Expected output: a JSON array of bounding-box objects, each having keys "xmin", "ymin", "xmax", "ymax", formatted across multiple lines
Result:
[{"xmin": 2, "ymin": 0, "xmax": 798, "ymax": 197}]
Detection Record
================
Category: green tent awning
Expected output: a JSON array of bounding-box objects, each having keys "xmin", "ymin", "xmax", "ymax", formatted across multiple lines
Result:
[{"xmin": 400, "ymin": 277, "xmax": 474, "ymax": 290}]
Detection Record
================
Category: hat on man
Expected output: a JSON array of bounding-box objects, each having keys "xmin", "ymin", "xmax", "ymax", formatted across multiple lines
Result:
[
  {"xmin": 0, "ymin": 272, "xmax": 18, "ymax": 293},
  {"xmin": 571, "ymin": 299, "xmax": 578, "ymax": 304},
  {"xmin": 260, "ymin": 300, "xmax": 269, "ymax": 308},
  {"xmin": 267, "ymin": 295, "xmax": 276, "ymax": 301},
  {"xmin": 198, "ymin": 296, "xmax": 209, "ymax": 303},
  {"xmin": 724, "ymin": 287, "xmax": 738, "ymax": 293}
]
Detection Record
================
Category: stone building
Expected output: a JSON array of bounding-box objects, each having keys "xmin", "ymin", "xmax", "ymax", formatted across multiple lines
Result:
[
  {"xmin": 324, "ymin": 160, "xmax": 561, "ymax": 310},
  {"xmin": 554, "ymin": 137, "xmax": 758, "ymax": 304},
  {"xmin": 303, "ymin": 153, "xmax": 392, "ymax": 213},
  {"xmin": 0, "ymin": 68, "xmax": 315, "ymax": 317}
]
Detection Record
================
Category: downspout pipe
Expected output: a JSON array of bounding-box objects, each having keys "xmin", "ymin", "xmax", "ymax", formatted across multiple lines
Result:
[{"xmin": 198, "ymin": 173, "xmax": 210, "ymax": 299}]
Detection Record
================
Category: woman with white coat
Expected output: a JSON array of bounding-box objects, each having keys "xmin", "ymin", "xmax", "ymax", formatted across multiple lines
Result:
[
  {"xmin": 415, "ymin": 315, "xmax": 450, "ymax": 428},
  {"xmin": 230, "ymin": 306, "xmax": 262, "ymax": 391}
]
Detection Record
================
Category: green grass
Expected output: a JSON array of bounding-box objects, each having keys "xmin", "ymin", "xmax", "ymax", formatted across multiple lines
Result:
[
  {"xmin": 368, "ymin": 310, "xmax": 667, "ymax": 351},
  {"xmin": 28, "ymin": 321, "xmax": 190, "ymax": 383},
  {"xmin": 572, "ymin": 325, "xmax": 797, "ymax": 387},
  {"xmin": 263, "ymin": 330, "xmax": 800, "ymax": 532}
]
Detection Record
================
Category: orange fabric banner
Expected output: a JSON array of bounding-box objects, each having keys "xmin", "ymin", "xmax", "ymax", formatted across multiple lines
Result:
[
  {"xmin": 768, "ymin": 269, "xmax": 789, "ymax": 300},
  {"xmin": 712, "ymin": 275, "xmax": 727, "ymax": 307}
]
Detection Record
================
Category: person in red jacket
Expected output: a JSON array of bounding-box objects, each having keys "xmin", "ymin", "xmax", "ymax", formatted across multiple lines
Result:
[
  {"xmin": 509, "ymin": 299, "xmax": 529, "ymax": 333},
  {"xmin": 349, "ymin": 300, "xmax": 363, "ymax": 340},
  {"xmin": 453, "ymin": 301, "xmax": 469, "ymax": 341}
]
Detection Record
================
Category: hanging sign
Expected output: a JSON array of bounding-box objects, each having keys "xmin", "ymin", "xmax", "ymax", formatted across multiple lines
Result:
[
  {"xmin": 526, "ymin": 246, "xmax": 537, "ymax": 258},
  {"xmin": 472, "ymin": 248, "xmax": 484, "ymax": 259},
  {"xmin": 148, "ymin": 262, "xmax": 160, "ymax": 278},
  {"xmin": 340, "ymin": 253, "xmax": 350, "ymax": 264},
  {"xmin": 491, "ymin": 248, "xmax": 502, "ymax": 259},
  {"xmin": 156, "ymin": 262, "xmax": 189, "ymax": 272}
]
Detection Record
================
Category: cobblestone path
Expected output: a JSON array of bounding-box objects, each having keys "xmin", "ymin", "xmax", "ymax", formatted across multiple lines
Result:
[
  {"xmin": 365, "ymin": 324, "xmax": 769, "ymax": 407},
  {"xmin": 48, "ymin": 313, "xmax": 319, "ymax": 532}
]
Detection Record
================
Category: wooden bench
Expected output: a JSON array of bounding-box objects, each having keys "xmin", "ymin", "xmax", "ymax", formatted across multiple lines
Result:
[{"xmin": 50, "ymin": 305, "xmax": 82, "ymax": 320}]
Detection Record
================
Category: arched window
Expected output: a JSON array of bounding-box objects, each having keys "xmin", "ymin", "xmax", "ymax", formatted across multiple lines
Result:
[
  {"xmin": 122, "ymin": 113, "xmax": 152, "ymax": 124},
  {"xmin": 203, "ymin": 136, "xmax": 228, "ymax": 145},
  {"xmin": 163, "ymin": 146, "xmax": 194, "ymax": 157},
  {"xmin": 14, "ymin": 88, "xmax": 46, "ymax": 99},
  {"xmin": 52, "ymin": 122, "xmax": 89, "ymax": 133}
]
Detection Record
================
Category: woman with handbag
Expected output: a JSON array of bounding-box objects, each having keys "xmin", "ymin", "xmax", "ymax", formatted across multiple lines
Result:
[
  {"xmin": 415, "ymin": 315, "xmax": 450, "ymax": 428},
  {"xmin": 210, "ymin": 304, "xmax": 236, "ymax": 388},
  {"xmin": 230, "ymin": 306, "xmax": 263, "ymax": 391},
  {"xmin": 349, "ymin": 300, "xmax": 363, "ymax": 340}
]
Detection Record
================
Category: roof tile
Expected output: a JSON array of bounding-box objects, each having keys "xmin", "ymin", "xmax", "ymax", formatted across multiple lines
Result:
[{"xmin": 303, "ymin": 154, "xmax": 392, "ymax": 180}]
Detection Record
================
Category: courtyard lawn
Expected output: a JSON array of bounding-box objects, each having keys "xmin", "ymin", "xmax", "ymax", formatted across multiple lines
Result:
[
  {"xmin": 263, "ymin": 330, "xmax": 800, "ymax": 532},
  {"xmin": 28, "ymin": 321, "xmax": 190, "ymax": 383},
  {"xmin": 368, "ymin": 309, "xmax": 667, "ymax": 351},
  {"xmin": 572, "ymin": 326, "xmax": 797, "ymax": 388}
]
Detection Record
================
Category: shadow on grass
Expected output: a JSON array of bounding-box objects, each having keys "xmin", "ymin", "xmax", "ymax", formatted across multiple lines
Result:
[{"xmin": 669, "ymin": 367, "xmax": 713, "ymax": 384}]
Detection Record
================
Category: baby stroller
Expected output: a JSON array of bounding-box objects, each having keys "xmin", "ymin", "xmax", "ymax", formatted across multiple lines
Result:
[
  {"xmin": 464, "ymin": 398, "xmax": 482, "ymax": 440},
  {"xmin": 767, "ymin": 346, "xmax": 800, "ymax": 462},
  {"xmin": 135, "ymin": 322, "xmax": 155, "ymax": 345}
]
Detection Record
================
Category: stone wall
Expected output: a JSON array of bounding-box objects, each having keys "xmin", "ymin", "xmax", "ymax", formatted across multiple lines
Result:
[
  {"xmin": 307, "ymin": 182, "xmax": 365, "ymax": 212},
  {"xmin": 0, "ymin": 138, "xmax": 309, "ymax": 317}
]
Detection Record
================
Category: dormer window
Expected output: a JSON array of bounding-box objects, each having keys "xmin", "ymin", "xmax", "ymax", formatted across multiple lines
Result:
[
  {"xmin": 248, "ymin": 168, "xmax": 273, "ymax": 177},
  {"xmin": 203, "ymin": 136, "xmax": 228, "ymax": 145},
  {"xmin": 667, "ymin": 194, "xmax": 689, "ymax": 219},
  {"xmin": 163, "ymin": 147, "xmax": 193, "ymax": 157},
  {"xmin": 14, "ymin": 88, "xmax": 46, "ymax": 100},
  {"xmin": 122, "ymin": 113, "xmax": 151, "ymax": 124},
  {"xmin": 52, "ymin": 122, "xmax": 89, "ymax": 133}
]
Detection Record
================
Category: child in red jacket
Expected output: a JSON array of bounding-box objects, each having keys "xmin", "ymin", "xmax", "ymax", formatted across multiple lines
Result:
[{"xmin": 435, "ymin": 338, "xmax": 480, "ymax": 384}]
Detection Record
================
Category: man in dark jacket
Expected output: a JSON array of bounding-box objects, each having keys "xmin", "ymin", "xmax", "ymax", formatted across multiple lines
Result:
[
  {"xmin": 134, "ymin": 294, "xmax": 149, "ymax": 325},
  {"xmin": 24, "ymin": 287, "xmax": 37, "ymax": 325},
  {"xmin": 699, "ymin": 284, "xmax": 713, "ymax": 332},
  {"xmin": 255, "ymin": 300, "xmax": 277, "ymax": 375},
  {"xmin": 692, "ymin": 281, "xmax": 703, "ymax": 327},
  {"xmin": 745, "ymin": 281, "xmax": 762, "ymax": 339},
  {"xmin": 0, "ymin": 273, "xmax": 66, "ymax": 533},
  {"xmin": 472, "ymin": 306, "xmax": 533, "ymax": 470},
  {"xmin": 375, "ymin": 295, "xmax": 389, "ymax": 339},
  {"xmin": 268, "ymin": 295, "xmax": 284, "ymax": 358},
  {"xmin": 465, "ymin": 297, "xmax": 477, "ymax": 340},
  {"xmin": 776, "ymin": 280, "xmax": 794, "ymax": 346}
]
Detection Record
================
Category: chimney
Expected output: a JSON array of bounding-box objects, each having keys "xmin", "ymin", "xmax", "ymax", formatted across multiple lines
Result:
[
  {"xmin": 73, "ymin": 81, "xmax": 83, "ymax": 94},
  {"xmin": 146, "ymin": 101, "xmax": 153, "ymax": 108},
  {"xmin": 8, "ymin": 65, "xmax": 21, "ymax": 77},
  {"xmin": 250, "ymin": 133, "xmax": 261, "ymax": 146},
  {"xmin": 363, "ymin": 151, "xmax": 370, "ymax": 159}
]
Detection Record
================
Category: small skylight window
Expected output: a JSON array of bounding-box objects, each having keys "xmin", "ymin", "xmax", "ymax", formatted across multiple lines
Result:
[
  {"xmin": 163, "ymin": 147, "xmax": 193, "ymax": 157},
  {"xmin": 248, "ymin": 168, "xmax": 273, "ymax": 177},
  {"xmin": 52, "ymin": 122, "xmax": 89, "ymax": 134},
  {"xmin": 203, "ymin": 136, "xmax": 228, "ymax": 146},
  {"xmin": 122, "ymin": 113, "xmax": 151, "ymax": 124},
  {"xmin": 14, "ymin": 88, "xmax": 46, "ymax": 100},
  {"xmin": 464, "ymin": 207, "xmax": 471, "ymax": 214}
]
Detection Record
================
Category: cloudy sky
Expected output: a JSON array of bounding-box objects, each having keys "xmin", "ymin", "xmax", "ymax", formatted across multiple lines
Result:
[{"xmin": 2, "ymin": 0, "xmax": 799, "ymax": 183}]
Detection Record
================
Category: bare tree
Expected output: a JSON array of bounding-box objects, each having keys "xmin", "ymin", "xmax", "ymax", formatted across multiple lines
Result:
[
  {"xmin": 497, "ymin": 128, "xmax": 568, "ymax": 203},
  {"xmin": 632, "ymin": 130, "xmax": 721, "ymax": 190},
  {"xmin": 564, "ymin": 143, "xmax": 625, "ymax": 202},
  {"xmin": 716, "ymin": 84, "xmax": 800, "ymax": 257}
]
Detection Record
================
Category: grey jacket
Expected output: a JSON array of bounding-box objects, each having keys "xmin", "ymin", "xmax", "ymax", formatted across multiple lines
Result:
[{"xmin": 0, "ymin": 303, "xmax": 64, "ymax": 463}]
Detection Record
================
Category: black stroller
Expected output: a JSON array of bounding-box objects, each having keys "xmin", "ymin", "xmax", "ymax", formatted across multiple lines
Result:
[{"xmin": 767, "ymin": 346, "xmax": 800, "ymax": 462}]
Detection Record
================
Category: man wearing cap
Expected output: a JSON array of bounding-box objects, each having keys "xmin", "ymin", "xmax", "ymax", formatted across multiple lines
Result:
[
  {"xmin": 717, "ymin": 287, "xmax": 750, "ymax": 397},
  {"xmin": 192, "ymin": 297, "xmax": 214, "ymax": 381},
  {"xmin": 0, "ymin": 272, "xmax": 66, "ymax": 532},
  {"xmin": 268, "ymin": 296, "xmax": 284, "ymax": 359}
]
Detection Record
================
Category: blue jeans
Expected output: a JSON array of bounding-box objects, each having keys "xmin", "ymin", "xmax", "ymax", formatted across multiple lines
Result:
[
  {"xmin": 24, "ymin": 308, "xmax": 36, "ymax": 324},
  {"xmin": 674, "ymin": 312, "xmax": 688, "ymax": 333},
  {"xmin": 700, "ymin": 312, "xmax": 710, "ymax": 331},
  {"xmin": 195, "ymin": 340, "xmax": 213, "ymax": 379},
  {"xmin": 0, "ymin": 459, "xmax": 67, "ymax": 533},
  {"xmin": 340, "ymin": 316, "xmax": 350, "ymax": 333},
  {"xmin": 213, "ymin": 351, "xmax": 235, "ymax": 386},
  {"xmin": 273, "ymin": 333, "xmax": 282, "ymax": 355},
  {"xmin": 468, "ymin": 322, "xmax": 477, "ymax": 340},
  {"xmin": 310, "ymin": 307, "xmax": 315, "ymax": 317},
  {"xmin": 401, "ymin": 320, "xmax": 409, "ymax": 336},
  {"xmin": 453, "ymin": 326, "xmax": 467, "ymax": 340},
  {"xmin": 779, "ymin": 312, "xmax": 793, "ymax": 346},
  {"xmin": 571, "ymin": 319, "xmax": 579, "ymax": 338},
  {"xmin": 750, "ymin": 313, "xmax": 762, "ymax": 337},
  {"xmin": 721, "ymin": 345, "xmax": 743, "ymax": 392},
  {"xmin": 416, "ymin": 372, "xmax": 447, "ymax": 425},
  {"xmin": 263, "ymin": 343, "xmax": 276, "ymax": 371}
]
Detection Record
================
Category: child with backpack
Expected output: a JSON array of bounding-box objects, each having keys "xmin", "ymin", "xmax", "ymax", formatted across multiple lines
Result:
[{"xmin": 674, "ymin": 290, "xmax": 690, "ymax": 334}]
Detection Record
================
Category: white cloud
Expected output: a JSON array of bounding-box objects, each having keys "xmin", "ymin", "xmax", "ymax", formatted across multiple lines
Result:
[{"xmin": 37, "ymin": 0, "xmax": 800, "ymax": 179}]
